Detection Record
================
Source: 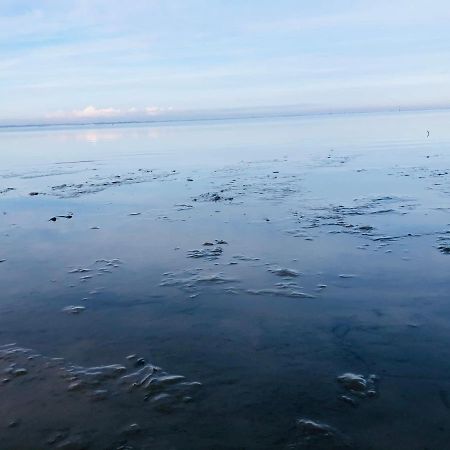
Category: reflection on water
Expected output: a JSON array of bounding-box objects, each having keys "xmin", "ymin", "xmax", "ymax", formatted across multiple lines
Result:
[{"xmin": 1, "ymin": 111, "xmax": 450, "ymax": 449}]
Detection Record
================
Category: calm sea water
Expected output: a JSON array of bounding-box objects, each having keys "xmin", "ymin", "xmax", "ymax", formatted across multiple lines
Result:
[{"xmin": 1, "ymin": 111, "xmax": 450, "ymax": 449}]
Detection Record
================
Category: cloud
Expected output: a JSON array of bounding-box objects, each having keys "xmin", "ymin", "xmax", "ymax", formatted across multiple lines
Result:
[
  {"xmin": 45, "ymin": 105, "xmax": 174, "ymax": 122},
  {"xmin": 245, "ymin": 0, "xmax": 450, "ymax": 33},
  {"xmin": 46, "ymin": 105, "xmax": 120, "ymax": 120},
  {"xmin": 73, "ymin": 105, "xmax": 121, "ymax": 118},
  {"xmin": 145, "ymin": 106, "xmax": 173, "ymax": 116}
]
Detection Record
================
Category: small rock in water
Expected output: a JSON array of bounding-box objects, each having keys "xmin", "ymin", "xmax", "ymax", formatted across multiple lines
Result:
[
  {"xmin": 194, "ymin": 192, "xmax": 233, "ymax": 202},
  {"xmin": 29, "ymin": 192, "xmax": 39, "ymax": 196},
  {"xmin": 291, "ymin": 418, "xmax": 351, "ymax": 449},
  {"xmin": 7, "ymin": 419, "xmax": 20, "ymax": 428},
  {"xmin": 337, "ymin": 372, "xmax": 378, "ymax": 399},
  {"xmin": 123, "ymin": 423, "xmax": 141, "ymax": 435},
  {"xmin": 49, "ymin": 213, "xmax": 73, "ymax": 222},
  {"xmin": 134, "ymin": 358, "xmax": 146, "ymax": 367},
  {"xmin": 337, "ymin": 373, "xmax": 367, "ymax": 392},
  {"xmin": 0, "ymin": 187, "xmax": 15, "ymax": 195},
  {"xmin": 438, "ymin": 245, "xmax": 450, "ymax": 254},
  {"xmin": 296, "ymin": 419, "xmax": 335, "ymax": 436},
  {"xmin": 62, "ymin": 306, "xmax": 86, "ymax": 314},
  {"xmin": 187, "ymin": 247, "xmax": 223, "ymax": 259},
  {"xmin": 69, "ymin": 268, "xmax": 92, "ymax": 274},
  {"xmin": 268, "ymin": 267, "xmax": 300, "ymax": 278}
]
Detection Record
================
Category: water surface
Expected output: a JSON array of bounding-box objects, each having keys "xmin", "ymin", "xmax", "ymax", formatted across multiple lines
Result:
[{"xmin": 1, "ymin": 111, "xmax": 450, "ymax": 449}]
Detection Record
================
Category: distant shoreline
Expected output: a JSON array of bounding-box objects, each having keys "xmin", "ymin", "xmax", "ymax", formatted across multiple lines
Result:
[{"xmin": 1, "ymin": 104, "xmax": 449, "ymax": 131}]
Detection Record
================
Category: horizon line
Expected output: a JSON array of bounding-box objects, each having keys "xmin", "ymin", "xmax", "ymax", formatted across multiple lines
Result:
[{"xmin": 1, "ymin": 104, "xmax": 449, "ymax": 131}]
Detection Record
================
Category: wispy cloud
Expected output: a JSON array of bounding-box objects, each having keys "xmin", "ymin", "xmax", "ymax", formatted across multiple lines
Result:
[{"xmin": 245, "ymin": 1, "xmax": 450, "ymax": 33}]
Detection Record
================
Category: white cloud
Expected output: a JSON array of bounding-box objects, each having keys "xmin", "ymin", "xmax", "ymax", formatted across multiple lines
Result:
[
  {"xmin": 145, "ymin": 106, "xmax": 173, "ymax": 116},
  {"xmin": 46, "ymin": 105, "xmax": 120, "ymax": 120},
  {"xmin": 73, "ymin": 105, "xmax": 121, "ymax": 118},
  {"xmin": 45, "ymin": 105, "xmax": 174, "ymax": 121}
]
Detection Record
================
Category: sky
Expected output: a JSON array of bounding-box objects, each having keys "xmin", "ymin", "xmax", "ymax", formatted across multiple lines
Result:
[{"xmin": 1, "ymin": 0, "xmax": 450, "ymax": 124}]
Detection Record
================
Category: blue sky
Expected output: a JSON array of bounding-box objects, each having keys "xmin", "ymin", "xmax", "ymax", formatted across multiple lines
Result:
[{"xmin": 1, "ymin": 0, "xmax": 450, "ymax": 124}]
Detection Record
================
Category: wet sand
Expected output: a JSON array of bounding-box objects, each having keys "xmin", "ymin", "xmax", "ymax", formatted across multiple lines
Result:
[{"xmin": 1, "ymin": 111, "xmax": 450, "ymax": 449}]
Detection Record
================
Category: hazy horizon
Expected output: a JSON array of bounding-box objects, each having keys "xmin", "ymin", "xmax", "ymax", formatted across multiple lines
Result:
[{"xmin": 1, "ymin": 102, "xmax": 450, "ymax": 129}]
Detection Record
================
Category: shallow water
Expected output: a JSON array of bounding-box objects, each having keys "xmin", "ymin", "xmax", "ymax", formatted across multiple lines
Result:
[{"xmin": 1, "ymin": 111, "xmax": 450, "ymax": 449}]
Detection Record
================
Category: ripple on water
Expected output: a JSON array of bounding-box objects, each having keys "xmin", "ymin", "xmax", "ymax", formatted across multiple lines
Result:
[
  {"xmin": 160, "ymin": 268, "xmax": 237, "ymax": 295},
  {"xmin": 288, "ymin": 418, "xmax": 351, "ymax": 449},
  {"xmin": 62, "ymin": 306, "xmax": 86, "ymax": 314},
  {"xmin": 187, "ymin": 247, "xmax": 223, "ymax": 260},
  {"xmin": 246, "ymin": 283, "xmax": 316, "ymax": 299},
  {"xmin": 268, "ymin": 266, "xmax": 301, "ymax": 278},
  {"xmin": 48, "ymin": 169, "xmax": 177, "ymax": 198}
]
